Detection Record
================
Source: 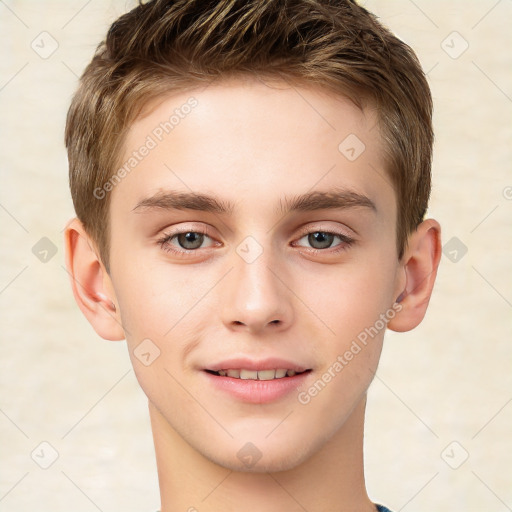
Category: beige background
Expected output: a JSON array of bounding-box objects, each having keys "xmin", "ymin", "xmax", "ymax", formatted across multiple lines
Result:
[{"xmin": 1, "ymin": 1, "xmax": 511, "ymax": 511}]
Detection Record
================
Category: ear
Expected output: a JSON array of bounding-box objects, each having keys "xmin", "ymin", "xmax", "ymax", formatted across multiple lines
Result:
[
  {"xmin": 387, "ymin": 219, "xmax": 442, "ymax": 332},
  {"xmin": 64, "ymin": 218, "xmax": 125, "ymax": 341}
]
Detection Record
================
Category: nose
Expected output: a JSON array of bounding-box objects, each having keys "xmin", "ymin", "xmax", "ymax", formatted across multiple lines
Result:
[{"xmin": 220, "ymin": 245, "xmax": 294, "ymax": 335}]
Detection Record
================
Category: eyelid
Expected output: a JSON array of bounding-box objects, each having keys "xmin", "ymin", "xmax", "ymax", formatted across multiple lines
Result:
[
  {"xmin": 157, "ymin": 222, "xmax": 216, "ymax": 239},
  {"xmin": 294, "ymin": 222, "xmax": 356, "ymax": 240}
]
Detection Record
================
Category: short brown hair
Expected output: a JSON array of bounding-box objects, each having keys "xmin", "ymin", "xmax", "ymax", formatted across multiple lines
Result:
[{"xmin": 65, "ymin": 0, "xmax": 433, "ymax": 271}]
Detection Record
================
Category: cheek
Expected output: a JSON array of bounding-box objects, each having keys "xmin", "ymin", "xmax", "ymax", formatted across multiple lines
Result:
[
  {"xmin": 112, "ymin": 253, "xmax": 199, "ymax": 337},
  {"xmin": 301, "ymin": 250, "xmax": 397, "ymax": 406},
  {"xmin": 316, "ymin": 260, "xmax": 397, "ymax": 343},
  {"xmin": 110, "ymin": 255, "xmax": 211, "ymax": 394}
]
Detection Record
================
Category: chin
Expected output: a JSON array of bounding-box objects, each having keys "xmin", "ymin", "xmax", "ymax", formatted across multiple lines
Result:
[
  {"xmin": 217, "ymin": 455, "xmax": 307, "ymax": 474},
  {"xmin": 203, "ymin": 439, "xmax": 314, "ymax": 474}
]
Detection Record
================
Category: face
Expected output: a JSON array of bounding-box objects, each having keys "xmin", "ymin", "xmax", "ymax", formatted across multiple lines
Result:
[{"xmin": 107, "ymin": 77, "xmax": 403, "ymax": 472}]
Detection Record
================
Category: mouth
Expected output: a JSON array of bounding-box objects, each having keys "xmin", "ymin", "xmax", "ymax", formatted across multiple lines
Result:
[
  {"xmin": 204, "ymin": 368, "xmax": 312, "ymax": 380},
  {"xmin": 202, "ymin": 362, "xmax": 313, "ymax": 404},
  {"xmin": 202, "ymin": 357, "xmax": 313, "ymax": 403}
]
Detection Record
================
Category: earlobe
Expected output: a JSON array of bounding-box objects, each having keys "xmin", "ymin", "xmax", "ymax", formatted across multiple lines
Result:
[
  {"xmin": 388, "ymin": 219, "xmax": 442, "ymax": 333},
  {"xmin": 64, "ymin": 218, "xmax": 125, "ymax": 341}
]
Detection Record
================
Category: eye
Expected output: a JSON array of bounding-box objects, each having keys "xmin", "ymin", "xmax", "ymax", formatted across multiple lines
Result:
[
  {"xmin": 172, "ymin": 231, "xmax": 208, "ymax": 250},
  {"xmin": 156, "ymin": 226, "xmax": 355, "ymax": 259},
  {"xmin": 293, "ymin": 229, "xmax": 354, "ymax": 253},
  {"xmin": 157, "ymin": 228, "xmax": 218, "ymax": 257}
]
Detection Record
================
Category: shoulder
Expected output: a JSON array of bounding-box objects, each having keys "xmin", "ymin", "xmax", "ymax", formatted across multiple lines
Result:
[{"xmin": 376, "ymin": 505, "xmax": 394, "ymax": 512}]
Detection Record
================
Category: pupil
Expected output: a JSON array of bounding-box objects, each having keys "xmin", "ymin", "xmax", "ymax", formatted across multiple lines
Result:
[
  {"xmin": 309, "ymin": 231, "xmax": 333, "ymax": 249},
  {"xmin": 179, "ymin": 232, "xmax": 203, "ymax": 249}
]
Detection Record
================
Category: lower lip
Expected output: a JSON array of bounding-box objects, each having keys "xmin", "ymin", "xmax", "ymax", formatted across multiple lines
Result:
[{"xmin": 203, "ymin": 371, "xmax": 311, "ymax": 404}]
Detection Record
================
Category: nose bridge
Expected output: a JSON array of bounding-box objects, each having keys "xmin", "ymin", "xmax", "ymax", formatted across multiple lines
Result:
[{"xmin": 221, "ymin": 235, "xmax": 293, "ymax": 333}]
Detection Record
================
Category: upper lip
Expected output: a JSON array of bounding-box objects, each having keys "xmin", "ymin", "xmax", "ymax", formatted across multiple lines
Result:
[{"xmin": 205, "ymin": 357, "xmax": 310, "ymax": 373}]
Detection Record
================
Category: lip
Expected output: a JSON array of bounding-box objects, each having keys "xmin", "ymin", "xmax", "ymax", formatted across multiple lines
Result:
[
  {"xmin": 205, "ymin": 357, "xmax": 309, "ymax": 373},
  {"xmin": 203, "ymin": 370, "xmax": 311, "ymax": 404},
  {"xmin": 202, "ymin": 357, "xmax": 312, "ymax": 404}
]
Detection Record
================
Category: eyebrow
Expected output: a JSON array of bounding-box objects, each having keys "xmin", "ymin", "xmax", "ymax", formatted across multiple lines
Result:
[{"xmin": 132, "ymin": 188, "xmax": 376, "ymax": 216}]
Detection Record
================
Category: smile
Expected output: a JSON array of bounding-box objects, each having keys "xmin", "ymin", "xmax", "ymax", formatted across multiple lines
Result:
[{"xmin": 206, "ymin": 369, "xmax": 311, "ymax": 380}]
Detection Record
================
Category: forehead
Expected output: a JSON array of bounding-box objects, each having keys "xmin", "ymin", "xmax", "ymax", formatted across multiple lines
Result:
[{"xmin": 110, "ymin": 78, "xmax": 394, "ymax": 221}]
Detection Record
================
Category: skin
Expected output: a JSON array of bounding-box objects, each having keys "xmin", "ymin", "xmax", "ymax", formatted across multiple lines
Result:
[{"xmin": 65, "ymin": 77, "xmax": 441, "ymax": 512}]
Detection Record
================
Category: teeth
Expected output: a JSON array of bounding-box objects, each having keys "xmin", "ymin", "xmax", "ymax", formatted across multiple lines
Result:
[
  {"xmin": 215, "ymin": 368, "xmax": 303, "ymax": 380},
  {"xmin": 240, "ymin": 369, "xmax": 258, "ymax": 380},
  {"xmin": 257, "ymin": 369, "xmax": 276, "ymax": 380}
]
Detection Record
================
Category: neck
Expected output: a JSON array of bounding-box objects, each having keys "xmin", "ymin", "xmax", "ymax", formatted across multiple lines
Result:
[{"xmin": 149, "ymin": 396, "xmax": 376, "ymax": 512}]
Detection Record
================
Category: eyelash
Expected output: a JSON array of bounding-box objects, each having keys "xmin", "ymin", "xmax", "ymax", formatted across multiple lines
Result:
[{"xmin": 156, "ymin": 226, "xmax": 355, "ymax": 258}]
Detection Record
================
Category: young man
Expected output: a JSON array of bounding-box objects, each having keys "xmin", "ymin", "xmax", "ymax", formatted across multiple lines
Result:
[{"xmin": 64, "ymin": 1, "xmax": 441, "ymax": 510}]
